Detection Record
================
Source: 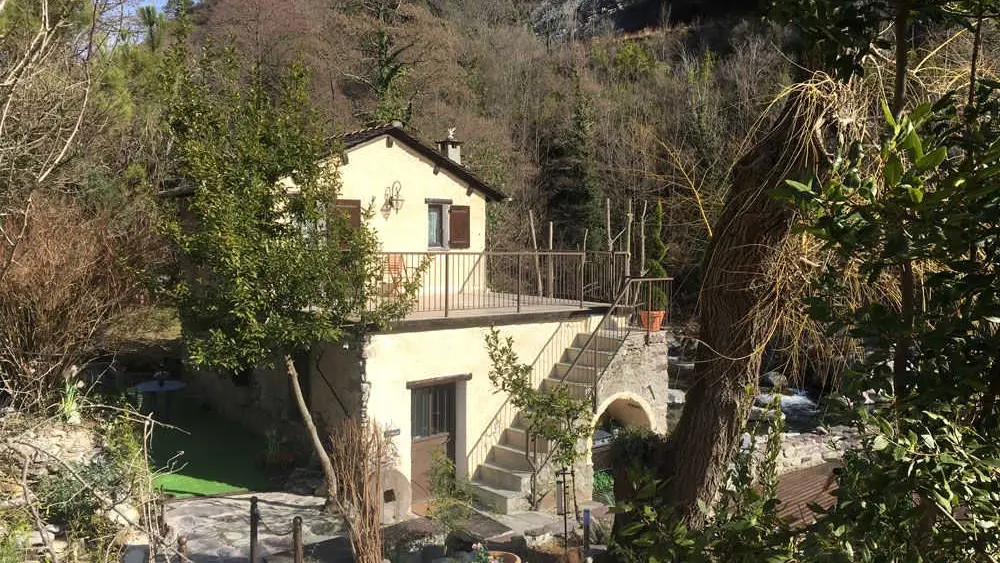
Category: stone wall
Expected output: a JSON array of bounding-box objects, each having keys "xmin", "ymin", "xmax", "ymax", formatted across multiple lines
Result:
[
  {"xmin": 595, "ymin": 331, "xmax": 672, "ymax": 432},
  {"xmin": 743, "ymin": 425, "xmax": 859, "ymax": 476},
  {"xmin": 774, "ymin": 425, "xmax": 858, "ymax": 474}
]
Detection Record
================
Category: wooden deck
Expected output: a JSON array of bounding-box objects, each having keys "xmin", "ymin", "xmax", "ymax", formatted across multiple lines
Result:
[{"xmin": 777, "ymin": 461, "xmax": 840, "ymax": 526}]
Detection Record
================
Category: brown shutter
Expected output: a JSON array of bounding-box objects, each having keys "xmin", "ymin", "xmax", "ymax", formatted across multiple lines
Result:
[
  {"xmin": 448, "ymin": 205, "xmax": 470, "ymax": 249},
  {"xmin": 334, "ymin": 199, "xmax": 362, "ymax": 230}
]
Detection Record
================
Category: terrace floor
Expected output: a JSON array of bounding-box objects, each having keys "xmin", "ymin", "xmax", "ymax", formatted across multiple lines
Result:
[{"xmin": 399, "ymin": 291, "xmax": 610, "ymax": 322}]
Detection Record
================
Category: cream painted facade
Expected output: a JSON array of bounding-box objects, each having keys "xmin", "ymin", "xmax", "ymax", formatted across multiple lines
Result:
[
  {"xmin": 334, "ymin": 137, "xmax": 487, "ymax": 254},
  {"xmin": 364, "ymin": 317, "xmax": 595, "ymax": 481}
]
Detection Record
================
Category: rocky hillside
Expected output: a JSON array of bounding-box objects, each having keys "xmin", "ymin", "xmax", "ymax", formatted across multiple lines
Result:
[{"xmin": 530, "ymin": 0, "xmax": 759, "ymax": 38}]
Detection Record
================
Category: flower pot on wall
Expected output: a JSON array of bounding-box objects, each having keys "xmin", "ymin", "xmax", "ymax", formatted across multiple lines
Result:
[{"xmin": 639, "ymin": 310, "xmax": 665, "ymax": 332}]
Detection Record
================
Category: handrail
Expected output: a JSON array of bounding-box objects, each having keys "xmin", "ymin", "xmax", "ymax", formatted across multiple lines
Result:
[
  {"xmin": 554, "ymin": 277, "xmax": 674, "ymax": 405},
  {"xmin": 552, "ymin": 278, "xmax": 634, "ymax": 388}
]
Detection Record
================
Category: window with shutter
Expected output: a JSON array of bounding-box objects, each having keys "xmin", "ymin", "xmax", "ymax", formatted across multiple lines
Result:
[{"xmin": 448, "ymin": 205, "xmax": 470, "ymax": 249}]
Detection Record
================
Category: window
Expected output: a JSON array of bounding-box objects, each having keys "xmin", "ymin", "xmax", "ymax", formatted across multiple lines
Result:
[
  {"xmin": 411, "ymin": 383, "xmax": 455, "ymax": 439},
  {"xmin": 428, "ymin": 204, "xmax": 444, "ymax": 247}
]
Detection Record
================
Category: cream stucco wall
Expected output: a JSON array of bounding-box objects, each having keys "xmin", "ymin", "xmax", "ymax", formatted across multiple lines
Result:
[
  {"xmin": 362, "ymin": 315, "xmax": 599, "ymax": 498},
  {"xmin": 335, "ymin": 137, "xmax": 487, "ymax": 254}
]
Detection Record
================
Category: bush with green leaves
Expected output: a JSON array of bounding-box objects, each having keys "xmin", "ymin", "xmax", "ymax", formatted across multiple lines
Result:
[
  {"xmin": 593, "ymin": 470, "xmax": 614, "ymax": 506},
  {"xmin": 427, "ymin": 449, "xmax": 474, "ymax": 541},
  {"xmin": 0, "ymin": 512, "xmax": 29, "ymax": 563},
  {"xmin": 778, "ymin": 82, "xmax": 1000, "ymax": 562},
  {"xmin": 37, "ymin": 417, "xmax": 143, "ymax": 542},
  {"xmin": 610, "ymin": 404, "xmax": 789, "ymax": 562}
]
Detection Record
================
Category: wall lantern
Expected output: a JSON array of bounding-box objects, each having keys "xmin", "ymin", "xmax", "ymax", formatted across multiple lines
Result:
[{"xmin": 382, "ymin": 181, "xmax": 404, "ymax": 215}]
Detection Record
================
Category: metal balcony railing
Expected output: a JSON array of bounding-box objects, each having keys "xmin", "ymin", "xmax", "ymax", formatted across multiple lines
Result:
[{"xmin": 372, "ymin": 251, "xmax": 628, "ymax": 316}]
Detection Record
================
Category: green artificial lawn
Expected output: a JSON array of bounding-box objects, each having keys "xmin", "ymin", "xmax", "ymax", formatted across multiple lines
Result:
[{"xmin": 149, "ymin": 394, "xmax": 270, "ymax": 497}]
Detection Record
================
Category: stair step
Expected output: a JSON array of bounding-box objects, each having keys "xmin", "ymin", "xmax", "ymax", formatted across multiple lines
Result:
[
  {"xmin": 471, "ymin": 481, "xmax": 528, "ymax": 515},
  {"xmin": 572, "ymin": 332, "xmax": 623, "ymax": 352},
  {"xmin": 503, "ymin": 426, "xmax": 551, "ymax": 451},
  {"xmin": 562, "ymin": 347, "xmax": 615, "ymax": 368},
  {"xmin": 541, "ymin": 377, "xmax": 591, "ymax": 399},
  {"xmin": 489, "ymin": 444, "xmax": 534, "ymax": 472},
  {"xmin": 552, "ymin": 362, "xmax": 599, "ymax": 384},
  {"xmin": 478, "ymin": 462, "xmax": 530, "ymax": 492}
]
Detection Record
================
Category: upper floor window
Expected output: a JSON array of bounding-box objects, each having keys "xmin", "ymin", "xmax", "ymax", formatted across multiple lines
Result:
[
  {"xmin": 428, "ymin": 204, "xmax": 444, "ymax": 248},
  {"xmin": 426, "ymin": 200, "xmax": 471, "ymax": 250}
]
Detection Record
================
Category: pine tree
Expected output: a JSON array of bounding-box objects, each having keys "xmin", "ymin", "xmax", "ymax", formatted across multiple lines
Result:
[{"xmin": 539, "ymin": 86, "xmax": 603, "ymax": 249}]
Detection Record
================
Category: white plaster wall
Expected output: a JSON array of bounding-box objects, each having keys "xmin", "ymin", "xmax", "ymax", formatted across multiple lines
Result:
[
  {"xmin": 334, "ymin": 138, "xmax": 487, "ymax": 254},
  {"xmin": 363, "ymin": 316, "xmax": 599, "ymax": 490}
]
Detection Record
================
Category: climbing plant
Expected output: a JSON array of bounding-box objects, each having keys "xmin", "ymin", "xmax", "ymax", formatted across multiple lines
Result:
[{"xmin": 485, "ymin": 328, "xmax": 593, "ymax": 510}]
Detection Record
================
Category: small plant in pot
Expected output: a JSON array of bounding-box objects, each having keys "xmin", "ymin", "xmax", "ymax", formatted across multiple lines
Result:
[{"xmin": 639, "ymin": 199, "xmax": 669, "ymax": 332}]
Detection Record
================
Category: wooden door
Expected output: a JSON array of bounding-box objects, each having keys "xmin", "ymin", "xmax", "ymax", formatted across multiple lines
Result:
[{"xmin": 410, "ymin": 382, "xmax": 456, "ymax": 511}]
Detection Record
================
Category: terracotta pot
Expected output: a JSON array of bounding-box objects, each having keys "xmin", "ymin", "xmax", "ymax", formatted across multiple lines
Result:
[
  {"xmin": 639, "ymin": 310, "xmax": 666, "ymax": 332},
  {"xmin": 488, "ymin": 552, "xmax": 522, "ymax": 563}
]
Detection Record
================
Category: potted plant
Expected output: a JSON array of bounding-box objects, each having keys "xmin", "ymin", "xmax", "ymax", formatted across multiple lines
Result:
[
  {"xmin": 472, "ymin": 542, "xmax": 522, "ymax": 563},
  {"xmin": 640, "ymin": 199, "xmax": 669, "ymax": 331}
]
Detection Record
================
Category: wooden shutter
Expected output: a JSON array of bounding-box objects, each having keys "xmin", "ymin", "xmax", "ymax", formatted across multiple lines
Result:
[
  {"xmin": 333, "ymin": 199, "xmax": 362, "ymax": 230},
  {"xmin": 448, "ymin": 205, "xmax": 470, "ymax": 249}
]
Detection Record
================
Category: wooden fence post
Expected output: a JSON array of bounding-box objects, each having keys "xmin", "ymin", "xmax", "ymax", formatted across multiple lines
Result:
[
  {"xmin": 293, "ymin": 516, "xmax": 304, "ymax": 563},
  {"xmin": 249, "ymin": 496, "xmax": 259, "ymax": 563}
]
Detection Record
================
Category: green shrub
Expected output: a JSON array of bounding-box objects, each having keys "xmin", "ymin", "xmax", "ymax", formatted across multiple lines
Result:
[
  {"xmin": 593, "ymin": 470, "xmax": 614, "ymax": 506},
  {"xmin": 37, "ymin": 417, "xmax": 142, "ymax": 541},
  {"xmin": 0, "ymin": 513, "xmax": 30, "ymax": 563},
  {"xmin": 427, "ymin": 450, "xmax": 474, "ymax": 539}
]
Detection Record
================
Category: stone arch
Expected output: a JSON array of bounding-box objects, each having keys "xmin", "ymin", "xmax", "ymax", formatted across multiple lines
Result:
[{"xmin": 593, "ymin": 391, "xmax": 657, "ymax": 433}]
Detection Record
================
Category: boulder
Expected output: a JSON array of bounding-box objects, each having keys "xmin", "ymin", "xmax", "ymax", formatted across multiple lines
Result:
[
  {"xmin": 28, "ymin": 528, "xmax": 54, "ymax": 547},
  {"xmin": 105, "ymin": 503, "xmax": 140, "ymax": 527},
  {"xmin": 665, "ymin": 389, "xmax": 686, "ymax": 405},
  {"xmin": 760, "ymin": 371, "xmax": 789, "ymax": 389}
]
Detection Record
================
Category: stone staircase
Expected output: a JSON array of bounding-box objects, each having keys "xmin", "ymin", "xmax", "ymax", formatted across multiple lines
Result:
[{"xmin": 470, "ymin": 331, "xmax": 624, "ymax": 514}]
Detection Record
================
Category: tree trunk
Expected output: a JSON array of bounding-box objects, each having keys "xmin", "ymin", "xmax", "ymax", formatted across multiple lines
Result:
[
  {"xmin": 285, "ymin": 355, "xmax": 338, "ymax": 502},
  {"xmin": 652, "ymin": 89, "xmax": 825, "ymax": 530}
]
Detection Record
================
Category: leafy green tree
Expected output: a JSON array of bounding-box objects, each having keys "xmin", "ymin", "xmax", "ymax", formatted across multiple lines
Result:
[
  {"xmin": 161, "ymin": 17, "xmax": 419, "ymax": 498},
  {"xmin": 653, "ymin": 0, "xmax": 956, "ymax": 533}
]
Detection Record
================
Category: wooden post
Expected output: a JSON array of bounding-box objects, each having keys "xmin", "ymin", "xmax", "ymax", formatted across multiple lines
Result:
[
  {"xmin": 528, "ymin": 210, "xmax": 543, "ymax": 297},
  {"xmin": 639, "ymin": 201, "xmax": 648, "ymax": 277},
  {"xmin": 605, "ymin": 198, "xmax": 612, "ymax": 253},
  {"xmin": 249, "ymin": 496, "xmax": 259, "ymax": 563},
  {"xmin": 293, "ymin": 516, "xmax": 304, "ymax": 563},
  {"xmin": 580, "ymin": 228, "xmax": 588, "ymax": 307},
  {"xmin": 547, "ymin": 221, "xmax": 554, "ymax": 298},
  {"xmin": 624, "ymin": 200, "xmax": 634, "ymax": 307},
  {"xmin": 625, "ymin": 200, "xmax": 633, "ymax": 279}
]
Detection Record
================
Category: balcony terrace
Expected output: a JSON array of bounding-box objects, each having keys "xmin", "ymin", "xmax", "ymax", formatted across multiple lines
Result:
[{"xmin": 374, "ymin": 250, "xmax": 629, "ymax": 322}]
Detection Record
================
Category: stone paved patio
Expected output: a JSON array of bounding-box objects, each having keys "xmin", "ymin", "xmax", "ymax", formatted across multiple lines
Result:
[{"xmin": 164, "ymin": 492, "xmax": 346, "ymax": 562}]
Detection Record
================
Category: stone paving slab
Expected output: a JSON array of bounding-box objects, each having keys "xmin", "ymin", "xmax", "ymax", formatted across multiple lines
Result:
[{"xmin": 164, "ymin": 493, "xmax": 345, "ymax": 562}]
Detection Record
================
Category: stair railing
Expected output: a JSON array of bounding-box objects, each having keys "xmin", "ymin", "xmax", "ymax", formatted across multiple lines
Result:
[{"xmin": 553, "ymin": 277, "xmax": 673, "ymax": 409}]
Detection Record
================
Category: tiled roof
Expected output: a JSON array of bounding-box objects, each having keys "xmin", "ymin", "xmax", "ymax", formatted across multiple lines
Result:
[
  {"xmin": 332, "ymin": 124, "xmax": 507, "ymax": 202},
  {"xmin": 160, "ymin": 124, "xmax": 508, "ymax": 202}
]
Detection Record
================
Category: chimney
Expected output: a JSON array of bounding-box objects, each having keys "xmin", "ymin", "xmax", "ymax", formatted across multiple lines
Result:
[{"xmin": 436, "ymin": 127, "xmax": 462, "ymax": 165}]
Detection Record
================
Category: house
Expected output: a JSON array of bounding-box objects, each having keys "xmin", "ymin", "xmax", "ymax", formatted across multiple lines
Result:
[{"xmin": 177, "ymin": 123, "xmax": 673, "ymax": 517}]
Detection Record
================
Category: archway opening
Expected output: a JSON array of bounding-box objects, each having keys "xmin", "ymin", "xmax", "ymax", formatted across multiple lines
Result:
[{"xmin": 591, "ymin": 394, "xmax": 654, "ymax": 506}]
